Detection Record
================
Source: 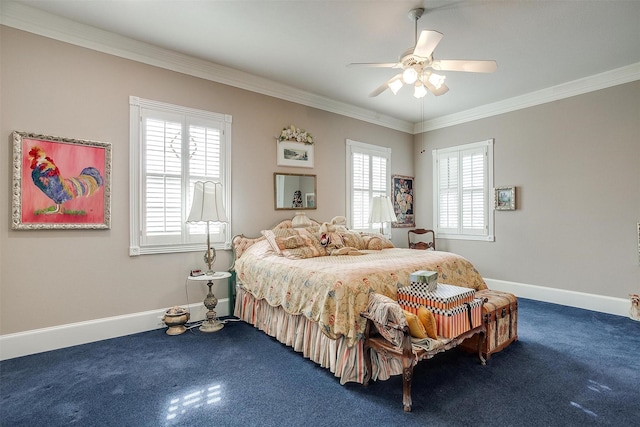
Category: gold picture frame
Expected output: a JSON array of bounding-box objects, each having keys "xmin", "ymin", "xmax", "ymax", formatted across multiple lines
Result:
[
  {"xmin": 12, "ymin": 131, "xmax": 112, "ymax": 230},
  {"xmin": 495, "ymin": 186, "xmax": 516, "ymax": 211}
]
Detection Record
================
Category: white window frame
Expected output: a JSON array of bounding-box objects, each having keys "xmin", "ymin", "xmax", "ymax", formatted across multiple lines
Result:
[
  {"xmin": 432, "ymin": 139, "xmax": 494, "ymax": 242},
  {"xmin": 129, "ymin": 96, "xmax": 232, "ymax": 255},
  {"xmin": 346, "ymin": 139, "xmax": 392, "ymax": 234}
]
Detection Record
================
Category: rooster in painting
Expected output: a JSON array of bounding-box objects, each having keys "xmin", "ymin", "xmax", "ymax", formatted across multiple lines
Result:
[{"xmin": 28, "ymin": 146, "xmax": 104, "ymax": 214}]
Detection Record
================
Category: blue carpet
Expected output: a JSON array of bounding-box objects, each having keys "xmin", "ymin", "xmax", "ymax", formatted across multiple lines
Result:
[{"xmin": 1, "ymin": 299, "xmax": 639, "ymax": 426}]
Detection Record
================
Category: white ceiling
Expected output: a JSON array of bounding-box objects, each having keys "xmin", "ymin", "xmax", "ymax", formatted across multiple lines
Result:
[{"xmin": 3, "ymin": 0, "xmax": 640, "ymax": 131}]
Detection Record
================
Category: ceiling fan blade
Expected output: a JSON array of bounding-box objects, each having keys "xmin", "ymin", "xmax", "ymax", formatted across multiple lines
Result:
[
  {"xmin": 413, "ymin": 30, "xmax": 443, "ymax": 58},
  {"xmin": 348, "ymin": 62, "xmax": 400, "ymax": 68},
  {"xmin": 431, "ymin": 59, "xmax": 497, "ymax": 73},
  {"xmin": 369, "ymin": 73, "xmax": 403, "ymax": 97}
]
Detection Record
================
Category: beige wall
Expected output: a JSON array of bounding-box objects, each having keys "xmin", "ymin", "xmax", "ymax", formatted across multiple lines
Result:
[
  {"xmin": 0, "ymin": 27, "xmax": 413, "ymax": 334},
  {"xmin": 414, "ymin": 81, "xmax": 640, "ymax": 299}
]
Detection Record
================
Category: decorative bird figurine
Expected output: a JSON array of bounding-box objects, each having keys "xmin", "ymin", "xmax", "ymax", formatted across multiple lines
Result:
[{"xmin": 28, "ymin": 146, "xmax": 104, "ymax": 214}]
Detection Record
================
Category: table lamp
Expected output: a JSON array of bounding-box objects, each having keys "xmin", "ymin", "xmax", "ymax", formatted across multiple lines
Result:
[
  {"xmin": 369, "ymin": 195, "xmax": 397, "ymax": 234},
  {"xmin": 187, "ymin": 181, "xmax": 228, "ymax": 275},
  {"xmin": 187, "ymin": 181, "xmax": 228, "ymax": 333}
]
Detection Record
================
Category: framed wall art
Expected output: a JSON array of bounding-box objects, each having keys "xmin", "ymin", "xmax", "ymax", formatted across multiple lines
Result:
[
  {"xmin": 495, "ymin": 186, "xmax": 516, "ymax": 211},
  {"xmin": 391, "ymin": 174, "xmax": 415, "ymax": 228},
  {"xmin": 277, "ymin": 140, "xmax": 314, "ymax": 168},
  {"xmin": 305, "ymin": 192, "xmax": 316, "ymax": 208},
  {"xmin": 12, "ymin": 131, "xmax": 112, "ymax": 230}
]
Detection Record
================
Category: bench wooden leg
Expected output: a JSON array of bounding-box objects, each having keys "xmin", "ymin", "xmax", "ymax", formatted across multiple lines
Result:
[
  {"xmin": 477, "ymin": 330, "xmax": 487, "ymax": 366},
  {"xmin": 402, "ymin": 358, "xmax": 414, "ymax": 411}
]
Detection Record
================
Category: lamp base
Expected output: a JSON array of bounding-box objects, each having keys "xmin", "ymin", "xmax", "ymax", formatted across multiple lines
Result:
[
  {"xmin": 199, "ymin": 316, "xmax": 224, "ymax": 333},
  {"xmin": 199, "ymin": 279, "xmax": 224, "ymax": 333}
]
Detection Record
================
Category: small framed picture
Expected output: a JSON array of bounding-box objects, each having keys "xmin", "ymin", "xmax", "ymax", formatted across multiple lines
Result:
[
  {"xmin": 277, "ymin": 140, "xmax": 314, "ymax": 168},
  {"xmin": 304, "ymin": 193, "xmax": 316, "ymax": 208},
  {"xmin": 495, "ymin": 186, "xmax": 516, "ymax": 211}
]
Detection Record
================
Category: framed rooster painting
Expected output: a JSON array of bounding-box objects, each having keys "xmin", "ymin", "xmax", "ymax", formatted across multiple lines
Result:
[{"xmin": 11, "ymin": 131, "xmax": 112, "ymax": 230}]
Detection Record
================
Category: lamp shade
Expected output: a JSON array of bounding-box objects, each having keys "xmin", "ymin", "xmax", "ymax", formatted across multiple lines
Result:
[
  {"xmin": 369, "ymin": 195, "xmax": 398, "ymax": 224},
  {"xmin": 187, "ymin": 181, "xmax": 228, "ymax": 223}
]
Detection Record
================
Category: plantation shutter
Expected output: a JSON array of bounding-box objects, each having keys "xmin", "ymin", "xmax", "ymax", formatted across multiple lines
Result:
[
  {"xmin": 437, "ymin": 152, "xmax": 459, "ymax": 233},
  {"xmin": 352, "ymin": 151, "xmax": 369, "ymax": 230},
  {"xmin": 433, "ymin": 139, "xmax": 494, "ymax": 241},
  {"xmin": 143, "ymin": 113, "xmax": 183, "ymax": 241},
  {"xmin": 130, "ymin": 97, "xmax": 231, "ymax": 255},
  {"xmin": 347, "ymin": 140, "xmax": 391, "ymax": 232},
  {"xmin": 461, "ymin": 147, "xmax": 487, "ymax": 235}
]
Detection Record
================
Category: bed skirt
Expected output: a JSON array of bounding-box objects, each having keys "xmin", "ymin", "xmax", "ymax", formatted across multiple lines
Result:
[{"xmin": 234, "ymin": 285, "xmax": 403, "ymax": 384}]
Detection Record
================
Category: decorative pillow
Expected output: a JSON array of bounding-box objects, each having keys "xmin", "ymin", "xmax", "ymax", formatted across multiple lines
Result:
[
  {"xmin": 417, "ymin": 306, "xmax": 438, "ymax": 339},
  {"xmin": 280, "ymin": 246, "xmax": 317, "ymax": 259},
  {"xmin": 261, "ymin": 227, "xmax": 327, "ymax": 259},
  {"xmin": 338, "ymin": 230, "xmax": 366, "ymax": 250},
  {"xmin": 403, "ymin": 309, "xmax": 427, "ymax": 339},
  {"xmin": 295, "ymin": 227, "xmax": 327, "ymax": 256},
  {"xmin": 261, "ymin": 229, "xmax": 299, "ymax": 255},
  {"xmin": 361, "ymin": 233, "xmax": 395, "ymax": 250},
  {"xmin": 366, "ymin": 293, "xmax": 407, "ymax": 347},
  {"xmin": 281, "ymin": 235, "xmax": 306, "ymax": 249}
]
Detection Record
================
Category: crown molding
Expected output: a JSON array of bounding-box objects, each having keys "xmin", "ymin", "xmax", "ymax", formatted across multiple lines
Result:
[
  {"xmin": 0, "ymin": 2, "xmax": 414, "ymax": 134},
  {"xmin": 415, "ymin": 62, "xmax": 640, "ymax": 133}
]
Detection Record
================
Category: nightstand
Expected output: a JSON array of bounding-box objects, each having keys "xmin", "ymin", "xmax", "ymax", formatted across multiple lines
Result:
[{"xmin": 188, "ymin": 272, "xmax": 231, "ymax": 332}]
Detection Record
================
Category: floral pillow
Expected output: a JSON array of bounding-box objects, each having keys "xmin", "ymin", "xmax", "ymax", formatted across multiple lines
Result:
[
  {"xmin": 361, "ymin": 233, "xmax": 395, "ymax": 250},
  {"xmin": 338, "ymin": 230, "xmax": 366, "ymax": 250},
  {"xmin": 261, "ymin": 228, "xmax": 326, "ymax": 259}
]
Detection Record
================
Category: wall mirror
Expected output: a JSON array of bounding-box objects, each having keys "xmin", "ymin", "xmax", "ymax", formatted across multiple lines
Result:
[{"xmin": 274, "ymin": 173, "xmax": 317, "ymax": 210}]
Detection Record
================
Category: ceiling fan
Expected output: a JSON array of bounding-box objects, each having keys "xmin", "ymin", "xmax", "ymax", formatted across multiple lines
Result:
[{"xmin": 349, "ymin": 8, "xmax": 497, "ymax": 98}]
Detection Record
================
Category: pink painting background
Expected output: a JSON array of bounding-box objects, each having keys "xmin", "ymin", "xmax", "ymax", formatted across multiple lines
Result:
[{"xmin": 20, "ymin": 138, "xmax": 106, "ymax": 225}]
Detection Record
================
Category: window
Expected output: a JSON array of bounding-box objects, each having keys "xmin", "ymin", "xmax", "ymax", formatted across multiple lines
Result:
[
  {"xmin": 432, "ymin": 139, "xmax": 494, "ymax": 241},
  {"xmin": 346, "ymin": 139, "xmax": 392, "ymax": 233},
  {"xmin": 129, "ymin": 97, "xmax": 232, "ymax": 255}
]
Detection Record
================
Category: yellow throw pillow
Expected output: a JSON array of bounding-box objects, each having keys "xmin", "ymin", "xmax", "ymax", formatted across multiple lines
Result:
[
  {"xmin": 403, "ymin": 309, "xmax": 427, "ymax": 339},
  {"xmin": 418, "ymin": 306, "xmax": 438, "ymax": 339}
]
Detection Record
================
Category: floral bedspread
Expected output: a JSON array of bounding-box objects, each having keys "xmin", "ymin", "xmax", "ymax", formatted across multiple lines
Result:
[{"xmin": 234, "ymin": 239, "xmax": 487, "ymax": 347}]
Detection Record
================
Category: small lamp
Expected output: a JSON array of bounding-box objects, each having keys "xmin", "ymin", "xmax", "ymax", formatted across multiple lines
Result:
[
  {"xmin": 388, "ymin": 77, "xmax": 404, "ymax": 94},
  {"xmin": 369, "ymin": 195, "xmax": 398, "ymax": 234},
  {"xmin": 187, "ymin": 181, "xmax": 228, "ymax": 333},
  {"xmin": 187, "ymin": 181, "xmax": 228, "ymax": 276}
]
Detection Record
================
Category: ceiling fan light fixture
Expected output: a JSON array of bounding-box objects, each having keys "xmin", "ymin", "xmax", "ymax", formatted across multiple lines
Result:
[
  {"xmin": 428, "ymin": 73, "xmax": 446, "ymax": 90},
  {"xmin": 388, "ymin": 78, "xmax": 403, "ymax": 94},
  {"xmin": 413, "ymin": 82, "xmax": 427, "ymax": 99},
  {"xmin": 402, "ymin": 68, "xmax": 418, "ymax": 84},
  {"xmin": 350, "ymin": 8, "xmax": 497, "ymax": 99}
]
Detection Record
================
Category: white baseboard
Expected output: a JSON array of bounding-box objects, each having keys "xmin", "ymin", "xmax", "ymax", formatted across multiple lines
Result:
[
  {"xmin": 0, "ymin": 283, "xmax": 632, "ymax": 361},
  {"xmin": 484, "ymin": 278, "xmax": 631, "ymax": 318},
  {"xmin": 0, "ymin": 298, "xmax": 230, "ymax": 361}
]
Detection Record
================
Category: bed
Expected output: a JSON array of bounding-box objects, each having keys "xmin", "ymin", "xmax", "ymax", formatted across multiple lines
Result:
[{"xmin": 232, "ymin": 217, "xmax": 487, "ymax": 384}]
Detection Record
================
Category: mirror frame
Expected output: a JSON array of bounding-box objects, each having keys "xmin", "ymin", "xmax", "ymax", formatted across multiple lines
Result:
[{"xmin": 274, "ymin": 172, "xmax": 317, "ymax": 210}]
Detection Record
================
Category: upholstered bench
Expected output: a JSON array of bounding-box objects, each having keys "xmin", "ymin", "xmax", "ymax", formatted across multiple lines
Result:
[{"xmin": 361, "ymin": 293, "xmax": 487, "ymax": 412}]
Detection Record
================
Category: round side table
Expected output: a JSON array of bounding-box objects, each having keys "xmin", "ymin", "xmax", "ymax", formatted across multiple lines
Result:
[{"xmin": 188, "ymin": 272, "xmax": 231, "ymax": 332}]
